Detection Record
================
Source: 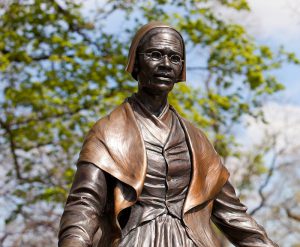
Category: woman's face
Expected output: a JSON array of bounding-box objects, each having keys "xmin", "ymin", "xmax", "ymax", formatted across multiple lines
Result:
[{"xmin": 136, "ymin": 30, "xmax": 184, "ymax": 95}]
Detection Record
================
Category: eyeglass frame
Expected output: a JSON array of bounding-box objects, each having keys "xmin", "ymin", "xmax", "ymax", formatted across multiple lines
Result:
[{"xmin": 138, "ymin": 50, "xmax": 184, "ymax": 65}]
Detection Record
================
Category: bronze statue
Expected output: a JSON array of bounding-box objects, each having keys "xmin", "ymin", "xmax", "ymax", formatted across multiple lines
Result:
[{"xmin": 59, "ymin": 22, "xmax": 278, "ymax": 247}]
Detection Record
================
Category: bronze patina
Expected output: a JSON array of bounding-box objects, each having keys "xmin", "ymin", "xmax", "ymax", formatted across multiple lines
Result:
[{"xmin": 58, "ymin": 22, "xmax": 278, "ymax": 247}]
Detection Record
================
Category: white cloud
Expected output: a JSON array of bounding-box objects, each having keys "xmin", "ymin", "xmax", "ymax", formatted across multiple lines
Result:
[
  {"xmin": 247, "ymin": 0, "xmax": 300, "ymax": 41},
  {"xmin": 226, "ymin": 102, "xmax": 300, "ymax": 215},
  {"xmin": 243, "ymin": 102, "xmax": 300, "ymax": 151},
  {"xmin": 81, "ymin": 0, "xmax": 106, "ymax": 10},
  {"xmin": 217, "ymin": 0, "xmax": 300, "ymax": 43}
]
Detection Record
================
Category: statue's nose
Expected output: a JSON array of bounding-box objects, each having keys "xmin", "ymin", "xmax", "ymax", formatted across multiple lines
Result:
[{"xmin": 162, "ymin": 54, "xmax": 171, "ymax": 67}]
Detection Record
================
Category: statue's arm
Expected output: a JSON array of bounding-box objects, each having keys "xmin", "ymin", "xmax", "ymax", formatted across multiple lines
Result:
[
  {"xmin": 211, "ymin": 181, "xmax": 278, "ymax": 247},
  {"xmin": 58, "ymin": 162, "xmax": 107, "ymax": 247}
]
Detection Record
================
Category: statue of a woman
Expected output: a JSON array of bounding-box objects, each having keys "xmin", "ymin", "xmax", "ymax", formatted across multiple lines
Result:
[{"xmin": 58, "ymin": 22, "xmax": 278, "ymax": 247}]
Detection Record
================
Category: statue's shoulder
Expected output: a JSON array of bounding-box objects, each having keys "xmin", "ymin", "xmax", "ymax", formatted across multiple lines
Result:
[{"xmin": 90, "ymin": 102, "xmax": 132, "ymax": 134}]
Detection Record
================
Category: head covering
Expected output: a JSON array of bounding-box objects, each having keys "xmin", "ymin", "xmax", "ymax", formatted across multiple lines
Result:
[{"xmin": 125, "ymin": 21, "xmax": 186, "ymax": 82}]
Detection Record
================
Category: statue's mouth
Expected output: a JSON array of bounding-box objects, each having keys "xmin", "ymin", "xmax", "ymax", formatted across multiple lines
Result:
[{"xmin": 154, "ymin": 73, "xmax": 173, "ymax": 81}]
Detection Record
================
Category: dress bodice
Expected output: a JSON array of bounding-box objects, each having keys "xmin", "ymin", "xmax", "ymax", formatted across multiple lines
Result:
[{"xmin": 120, "ymin": 96, "xmax": 194, "ymax": 246}]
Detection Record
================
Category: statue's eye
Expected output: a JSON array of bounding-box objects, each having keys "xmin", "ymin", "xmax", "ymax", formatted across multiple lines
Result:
[
  {"xmin": 142, "ymin": 51, "xmax": 182, "ymax": 65},
  {"xmin": 150, "ymin": 51, "xmax": 162, "ymax": 60},
  {"xmin": 170, "ymin": 54, "xmax": 181, "ymax": 64}
]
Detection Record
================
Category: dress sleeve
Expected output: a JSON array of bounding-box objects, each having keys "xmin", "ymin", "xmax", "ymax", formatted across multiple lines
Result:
[
  {"xmin": 211, "ymin": 181, "xmax": 278, "ymax": 247},
  {"xmin": 58, "ymin": 162, "xmax": 107, "ymax": 247}
]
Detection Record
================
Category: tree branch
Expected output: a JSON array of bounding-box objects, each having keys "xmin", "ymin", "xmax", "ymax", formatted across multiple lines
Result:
[
  {"xmin": 249, "ymin": 146, "xmax": 283, "ymax": 215},
  {"xmin": 0, "ymin": 48, "xmax": 55, "ymax": 62},
  {"xmin": 49, "ymin": 0, "xmax": 103, "ymax": 52},
  {"xmin": 286, "ymin": 208, "xmax": 300, "ymax": 222},
  {"xmin": 0, "ymin": 119, "xmax": 22, "ymax": 180},
  {"xmin": 5, "ymin": 106, "xmax": 84, "ymax": 129},
  {"xmin": 186, "ymin": 66, "xmax": 209, "ymax": 71}
]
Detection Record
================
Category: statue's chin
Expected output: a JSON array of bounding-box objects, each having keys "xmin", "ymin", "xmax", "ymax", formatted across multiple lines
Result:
[
  {"xmin": 142, "ymin": 82, "xmax": 175, "ymax": 96},
  {"xmin": 138, "ymin": 75, "xmax": 175, "ymax": 95}
]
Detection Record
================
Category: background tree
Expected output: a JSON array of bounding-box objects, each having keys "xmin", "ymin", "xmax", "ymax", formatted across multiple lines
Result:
[
  {"xmin": 230, "ymin": 104, "xmax": 300, "ymax": 246},
  {"xmin": 0, "ymin": 0, "xmax": 299, "ymax": 246}
]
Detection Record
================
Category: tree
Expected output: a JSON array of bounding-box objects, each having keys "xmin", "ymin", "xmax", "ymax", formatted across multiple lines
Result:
[
  {"xmin": 0, "ymin": 0, "xmax": 299, "ymax": 246},
  {"xmin": 233, "ymin": 103, "xmax": 300, "ymax": 246}
]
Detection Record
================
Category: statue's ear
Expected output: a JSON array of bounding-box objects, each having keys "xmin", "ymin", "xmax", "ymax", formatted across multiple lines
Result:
[
  {"xmin": 177, "ymin": 62, "xmax": 184, "ymax": 83},
  {"xmin": 174, "ymin": 63, "xmax": 182, "ymax": 83}
]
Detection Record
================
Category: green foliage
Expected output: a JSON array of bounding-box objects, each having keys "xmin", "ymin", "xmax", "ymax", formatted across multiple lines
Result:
[
  {"xmin": 0, "ymin": 0, "xmax": 298, "ymax": 244},
  {"xmin": 0, "ymin": 1, "xmax": 132, "ymax": 236}
]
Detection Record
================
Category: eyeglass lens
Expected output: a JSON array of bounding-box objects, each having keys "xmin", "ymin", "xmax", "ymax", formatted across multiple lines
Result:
[{"xmin": 148, "ymin": 51, "xmax": 182, "ymax": 64}]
